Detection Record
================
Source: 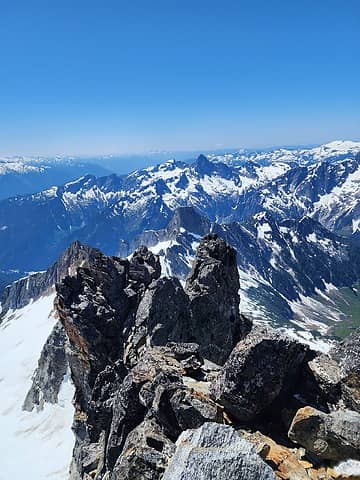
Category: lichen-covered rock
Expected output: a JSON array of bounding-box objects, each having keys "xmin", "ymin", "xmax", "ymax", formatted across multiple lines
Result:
[
  {"xmin": 288, "ymin": 406, "xmax": 360, "ymax": 461},
  {"xmin": 211, "ymin": 326, "xmax": 308, "ymax": 421},
  {"xmin": 162, "ymin": 423, "xmax": 276, "ymax": 480},
  {"xmin": 185, "ymin": 233, "xmax": 251, "ymax": 364},
  {"xmin": 242, "ymin": 430, "xmax": 353, "ymax": 480}
]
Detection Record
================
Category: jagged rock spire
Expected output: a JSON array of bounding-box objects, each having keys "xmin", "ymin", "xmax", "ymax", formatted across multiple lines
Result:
[{"xmin": 185, "ymin": 233, "xmax": 251, "ymax": 364}]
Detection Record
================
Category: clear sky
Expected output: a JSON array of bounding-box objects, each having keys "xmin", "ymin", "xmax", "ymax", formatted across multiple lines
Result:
[{"xmin": 0, "ymin": 0, "xmax": 359, "ymax": 155}]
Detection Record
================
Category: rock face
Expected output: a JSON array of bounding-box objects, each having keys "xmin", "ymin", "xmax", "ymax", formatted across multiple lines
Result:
[
  {"xmin": 185, "ymin": 233, "xmax": 251, "ymax": 364},
  {"xmin": 211, "ymin": 327, "xmax": 308, "ymax": 421},
  {"xmin": 23, "ymin": 321, "xmax": 68, "ymax": 411},
  {"xmin": 17, "ymin": 242, "xmax": 103, "ymax": 413},
  {"xmin": 111, "ymin": 418, "xmax": 175, "ymax": 480},
  {"xmin": 162, "ymin": 423, "xmax": 276, "ymax": 480},
  {"xmin": 289, "ymin": 406, "xmax": 360, "ymax": 461},
  {"xmin": 55, "ymin": 246, "xmax": 163, "ymax": 479},
  {"xmin": 124, "ymin": 277, "xmax": 192, "ymax": 366}
]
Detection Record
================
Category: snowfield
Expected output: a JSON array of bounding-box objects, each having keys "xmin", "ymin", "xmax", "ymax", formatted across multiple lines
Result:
[{"xmin": 0, "ymin": 294, "xmax": 74, "ymax": 480}]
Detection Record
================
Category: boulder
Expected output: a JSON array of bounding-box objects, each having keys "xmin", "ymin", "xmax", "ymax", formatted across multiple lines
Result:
[
  {"xmin": 162, "ymin": 423, "xmax": 276, "ymax": 480},
  {"xmin": 211, "ymin": 327, "xmax": 308, "ymax": 421},
  {"xmin": 128, "ymin": 246, "xmax": 161, "ymax": 291},
  {"xmin": 185, "ymin": 233, "xmax": 251, "ymax": 364},
  {"xmin": 288, "ymin": 406, "xmax": 360, "ymax": 461},
  {"xmin": 307, "ymin": 329, "xmax": 360, "ymax": 413}
]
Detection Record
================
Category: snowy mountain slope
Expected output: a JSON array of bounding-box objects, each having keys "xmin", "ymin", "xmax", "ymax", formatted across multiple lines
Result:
[
  {"xmin": 0, "ymin": 141, "xmax": 359, "ymax": 275},
  {"xmin": 234, "ymin": 154, "xmax": 360, "ymax": 233},
  {"xmin": 0, "ymin": 294, "xmax": 75, "ymax": 479},
  {"xmin": 135, "ymin": 208, "xmax": 360, "ymax": 341}
]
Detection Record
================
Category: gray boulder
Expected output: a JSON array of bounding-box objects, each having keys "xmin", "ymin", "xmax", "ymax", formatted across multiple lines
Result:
[
  {"xmin": 307, "ymin": 328, "xmax": 360, "ymax": 412},
  {"xmin": 288, "ymin": 406, "xmax": 360, "ymax": 461},
  {"xmin": 162, "ymin": 422, "xmax": 276, "ymax": 480},
  {"xmin": 211, "ymin": 327, "xmax": 308, "ymax": 421}
]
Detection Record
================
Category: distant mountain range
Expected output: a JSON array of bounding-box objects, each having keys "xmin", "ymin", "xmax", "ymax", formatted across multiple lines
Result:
[
  {"xmin": 0, "ymin": 140, "xmax": 359, "ymax": 274},
  {"xmin": 0, "ymin": 156, "xmax": 110, "ymax": 200}
]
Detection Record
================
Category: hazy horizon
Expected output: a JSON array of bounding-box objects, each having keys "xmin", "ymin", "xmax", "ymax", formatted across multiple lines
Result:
[{"xmin": 1, "ymin": 139, "xmax": 360, "ymax": 159}]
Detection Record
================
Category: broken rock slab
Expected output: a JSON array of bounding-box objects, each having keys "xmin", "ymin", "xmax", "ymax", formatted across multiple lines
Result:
[{"xmin": 162, "ymin": 422, "xmax": 276, "ymax": 480}]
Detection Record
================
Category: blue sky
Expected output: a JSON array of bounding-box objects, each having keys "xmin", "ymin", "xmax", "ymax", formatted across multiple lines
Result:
[{"xmin": 0, "ymin": 0, "xmax": 359, "ymax": 155}]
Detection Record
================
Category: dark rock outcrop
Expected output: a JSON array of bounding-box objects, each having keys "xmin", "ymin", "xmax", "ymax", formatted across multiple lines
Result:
[
  {"xmin": 185, "ymin": 233, "xmax": 251, "ymax": 364},
  {"xmin": 211, "ymin": 327, "xmax": 308, "ymax": 421},
  {"xmin": 127, "ymin": 234, "xmax": 249, "ymax": 367},
  {"xmin": 124, "ymin": 277, "xmax": 191, "ymax": 366},
  {"xmin": 162, "ymin": 423, "xmax": 276, "ymax": 480},
  {"xmin": 26, "ymin": 232, "xmax": 358, "ymax": 480},
  {"xmin": 288, "ymin": 406, "xmax": 360, "ymax": 461},
  {"xmin": 111, "ymin": 419, "xmax": 174, "ymax": 480},
  {"xmin": 54, "ymin": 246, "xmax": 162, "ymax": 478},
  {"xmin": 0, "ymin": 240, "xmax": 99, "ymax": 316},
  {"xmin": 23, "ymin": 321, "xmax": 68, "ymax": 411}
]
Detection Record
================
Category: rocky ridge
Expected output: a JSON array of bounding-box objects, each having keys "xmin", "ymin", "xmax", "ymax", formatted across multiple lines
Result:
[{"xmin": 21, "ymin": 235, "xmax": 360, "ymax": 479}]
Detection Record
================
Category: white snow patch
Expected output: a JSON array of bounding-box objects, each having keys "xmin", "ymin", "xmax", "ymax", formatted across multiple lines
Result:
[
  {"xmin": 284, "ymin": 327, "xmax": 332, "ymax": 353},
  {"xmin": 352, "ymin": 218, "xmax": 360, "ymax": 233},
  {"xmin": 148, "ymin": 240, "xmax": 173, "ymax": 255},
  {"xmin": 257, "ymin": 222, "xmax": 272, "ymax": 240},
  {"xmin": 335, "ymin": 460, "xmax": 360, "ymax": 476}
]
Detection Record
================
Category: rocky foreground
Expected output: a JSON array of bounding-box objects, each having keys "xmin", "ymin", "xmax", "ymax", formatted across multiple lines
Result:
[{"xmin": 24, "ymin": 235, "xmax": 360, "ymax": 479}]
